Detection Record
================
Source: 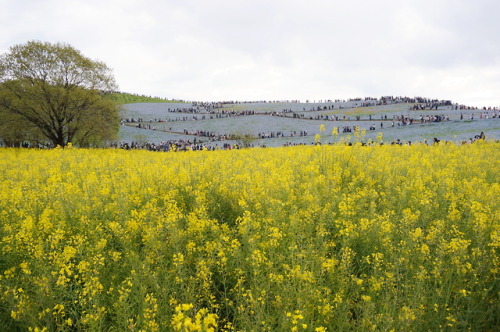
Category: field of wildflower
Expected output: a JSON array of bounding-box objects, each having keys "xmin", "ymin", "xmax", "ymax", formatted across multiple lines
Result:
[{"xmin": 0, "ymin": 143, "xmax": 499, "ymax": 331}]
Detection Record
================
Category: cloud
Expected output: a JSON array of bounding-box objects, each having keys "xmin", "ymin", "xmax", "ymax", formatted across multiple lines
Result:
[{"xmin": 1, "ymin": 0, "xmax": 499, "ymax": 106}]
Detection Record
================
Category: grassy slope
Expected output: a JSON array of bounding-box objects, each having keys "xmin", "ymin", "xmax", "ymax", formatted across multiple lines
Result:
[{"xmin": 105, "ymin": 92, "xmax": 185, "ymax": 104}]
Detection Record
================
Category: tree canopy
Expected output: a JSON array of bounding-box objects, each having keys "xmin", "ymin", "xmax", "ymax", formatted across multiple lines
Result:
[{"xmin": 0, "ymin": 40, "xmax": 120, "ymax": 147}]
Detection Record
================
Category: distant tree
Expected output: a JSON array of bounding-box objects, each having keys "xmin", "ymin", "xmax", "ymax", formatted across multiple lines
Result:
[
  {"xmin": 133, "ymin": 134, "xmax": 147, "ymax": 145},
  {"xmin": 0, "ymin": 40, "xmax": 119, "ymax": 147},
  {"xmin": 231, "ymin": 132, "xmax": 256, "ymax": 148}
]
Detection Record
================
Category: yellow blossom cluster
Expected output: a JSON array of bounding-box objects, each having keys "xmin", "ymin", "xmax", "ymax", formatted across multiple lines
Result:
[{"xmin": 0, "ymin": 142, "xmax": 498, "ymax": 330}]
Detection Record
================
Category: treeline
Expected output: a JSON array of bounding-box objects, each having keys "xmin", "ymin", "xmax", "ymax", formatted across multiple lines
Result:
[{"xmin": 105, "ymin": 91, "xmax": 185, "ymax": 104}]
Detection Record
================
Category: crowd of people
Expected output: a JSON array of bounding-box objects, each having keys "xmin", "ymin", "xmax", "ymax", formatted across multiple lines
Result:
[
  {"xmin": 106, "ymin": 128, "xmax": 489, "ymax": 152},
  {"xmin": 109, "ymin": 140, "xmax": 219, "ymax": 152},
  {"xmin": 107, "ymin": 139, "xmax": 260, "ymax": 151},
  {"xmin": 181, "ymin": 129, "xmax": 235, "ymax": 142}
]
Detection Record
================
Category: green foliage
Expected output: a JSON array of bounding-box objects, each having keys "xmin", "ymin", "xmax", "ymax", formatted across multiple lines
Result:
[
  {"xmin": 0, "ymin": 109, "xmax": 44, "ymax": 147},
  {"xmin": 132, "ymin": 134, "xmax": 147, "ymax": 144},
  {"xmin": 104, "ymin": 92, "xmax": 183, "ymax": 104},
  {"xmin": 0, "ymin": 40, "xmax": 119, "ymax": 147},
  {"xmin": 230, "ymin": 132, "xmax": 257, "ymax": 148}
]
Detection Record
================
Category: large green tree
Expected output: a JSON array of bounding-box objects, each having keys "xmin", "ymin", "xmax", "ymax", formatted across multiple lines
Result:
[{"xmin": 0, "ymin": 40, "xmax": 120, "ymax": 147}]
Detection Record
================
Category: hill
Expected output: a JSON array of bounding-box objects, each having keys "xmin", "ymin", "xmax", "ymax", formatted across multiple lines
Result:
[{"xmin": 117, "ymin": 98, "xmax": 499, "ymax": 148}]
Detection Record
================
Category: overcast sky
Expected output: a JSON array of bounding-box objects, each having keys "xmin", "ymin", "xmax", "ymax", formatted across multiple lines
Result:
[{"xmin": 1, "ymin": 0, "xmax": 499, "ymax": 106}]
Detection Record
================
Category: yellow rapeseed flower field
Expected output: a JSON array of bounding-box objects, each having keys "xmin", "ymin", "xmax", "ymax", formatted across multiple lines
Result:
[{"xmin": 0, "ymin": 143, "xmax": 498, "ymax": 331}]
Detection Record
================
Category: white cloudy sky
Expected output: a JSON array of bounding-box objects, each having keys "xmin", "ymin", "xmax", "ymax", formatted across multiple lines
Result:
[{"xmin": 1, "ymin": 0, "xmax": 499, "ymax": 106}]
